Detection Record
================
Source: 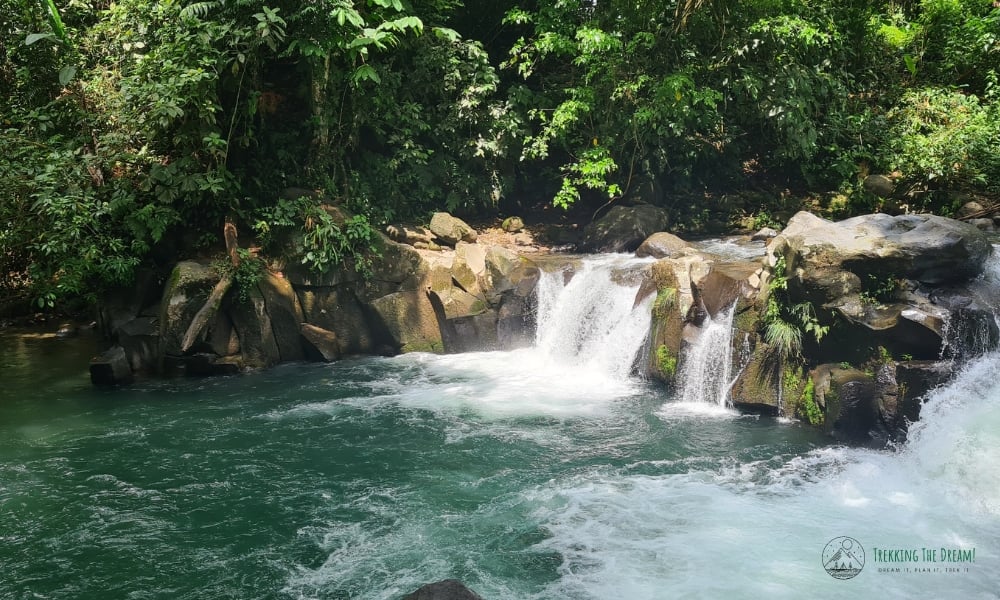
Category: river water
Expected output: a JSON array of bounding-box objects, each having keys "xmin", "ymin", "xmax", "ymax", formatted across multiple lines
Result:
[{"xmin": 1, "ymin": 254, "xmax": 998, "ymax": 599}]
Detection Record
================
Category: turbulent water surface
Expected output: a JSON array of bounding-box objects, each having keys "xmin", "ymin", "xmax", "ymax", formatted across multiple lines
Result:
[{"xmin": 2, "ymin": 255, "xmax": 998, "ymax": 599}]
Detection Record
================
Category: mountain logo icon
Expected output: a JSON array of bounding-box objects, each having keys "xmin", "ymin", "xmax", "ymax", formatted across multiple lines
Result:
[{"xmin": 822, "ymin": 536, "xmax": 865, "ymax": 580}]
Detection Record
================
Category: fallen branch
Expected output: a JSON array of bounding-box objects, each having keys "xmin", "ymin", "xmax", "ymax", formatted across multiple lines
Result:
[{"xmin": 180, "ymin": 216, "xmax": 240, "ymax": 353}]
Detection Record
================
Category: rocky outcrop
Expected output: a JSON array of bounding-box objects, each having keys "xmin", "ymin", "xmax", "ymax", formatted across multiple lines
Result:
[
  {"xmin": 579, "ymin": 204, "xmax": 670, "ymax": 253},
  {"xmin": 641, "ymin": 251, "xmax": 763, "ymax": 385},
  {"xmin": 766, "ymin": 211, "xmax": 991, "ymax": 362},
  {"xmin": 726, "ymin": 211, "xmax": 997, "ymax": 442},
  {"xmin": 96, "ymin": 211, "xmax": 542, "ymax": 380}
]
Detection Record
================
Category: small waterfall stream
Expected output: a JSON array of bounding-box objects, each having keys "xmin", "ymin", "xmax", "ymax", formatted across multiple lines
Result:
[
  {"xmin": 675, "ymin": 303, "xmax": 742, "ymax": 408},
  {"xmin": 534, "ymin": 256, "xmax": 654, "ymax": 379}
]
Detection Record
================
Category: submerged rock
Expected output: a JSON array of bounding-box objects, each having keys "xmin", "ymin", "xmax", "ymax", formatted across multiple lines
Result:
[
  {"xmin": 90, "ymin": 346, "xmax": 133, "ymax": 385},
  {"xmin": 401, "ymin": 580, "xmax": 484, "ymax": 600}
]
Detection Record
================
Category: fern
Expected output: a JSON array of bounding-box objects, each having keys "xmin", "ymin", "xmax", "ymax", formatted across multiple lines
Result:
[
  {"xmin": 765, "ymin": 318, "xmax": 802, "ymax": 360},
  {"xmin": 180, "ymin": 1, "xmax": 220, "ymax": 19}
]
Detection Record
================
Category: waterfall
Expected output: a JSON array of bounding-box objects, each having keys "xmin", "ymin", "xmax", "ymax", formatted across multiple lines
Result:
[
  {"xmin": 676, "ymin": 303, "xmax": 741, "ymax": 407},
  {"xmin": 534, "ymin": 256, "xmax": 654, "ymax": 379}
]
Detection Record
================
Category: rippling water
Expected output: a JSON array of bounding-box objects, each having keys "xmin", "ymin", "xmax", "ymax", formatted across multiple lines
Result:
[{"xmin": 1, "ymin": 256, "xmax": 998, "ymax": 599}]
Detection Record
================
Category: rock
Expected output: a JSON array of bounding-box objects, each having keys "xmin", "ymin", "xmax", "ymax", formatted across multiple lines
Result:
[
  {"xmin": 369, "ymin": 290, "xmax": 443, "ymax": 353},
  {"xmin": 770, "ymin": 211, "xmax": 990, "ymax": 291},
  {"xmin": 496, "ymin": 289, "xmax": 536, "ymax": 350},
  {"xmin": 297, "ymin": 288, "xmax": 379, "ymax": 355},
  {"xmin": 90, "ymin": 346, "xmax": 133, "ymax": 385},
  {"xmin": 812, "ymin": 365, "xmax": 878, "ymax": 444},
  {"xmin": 228, "ymin": 286, "xmax": 282, "ymax": 369},
  {"xmin": 402, "ymin": 580, "xmax": 484, "ymax": 600},
  {"xmin": 956, "ymin": 200, "xmax": 985, "ymax": 219},
  {"xmin": 501, "ymin": 216, "xmax": 525, "ymax": 233},
  {"xmin": 385, "ymin": 224, "xmax": 436, "ymax": 246},
  {"xmin": 158, "ymin": 261, "xmax": 222, "ymax": 357},
  {"xmin": 452, "ymin": 242, "xmax": 487, "ymax": 297},
  {"xmin": 579, "ymin": 204, "xmax": 671, "ymax": 253},
  {"xmin": 118, "ymin": 316, "xmax": 160, "ymax": 372},
  {"xmin": 863, "ymin": 174, "xmax": 895, "ymax": 197},
  {"xmin": 257, "ymin": 271, "xmax": 306, "ymax": 362},
  {"xmin": 428, "ymin": 288, "xmax": 488, "ymax": 320},
  {"xmin": 300, "ymin": 323, "xmax": 341, "ymax": 361},
  {"xmin": 429, "ymin": 212, "xmax": 478, "ymax": 246},
  {"xmin": 643, "ymin": 253, "xmax": 762, "ymax": 386},
  {"xmin": 969, "ymin": 217, "xmax": 994, "ymax": 232},
  {"xmin": 634, "ymin": 232, "xmax": 690, "ymax": 259},
  {"xmin": 56, "ymin": 322, "xmax": 78, "ymax": 338},
  {"xmin": 750, "ymin": 227, "xmax": 778, "ymax": 241},
  {"xmin": 483, "ymin": 245, "xmax": 523, "ymax": 297}
]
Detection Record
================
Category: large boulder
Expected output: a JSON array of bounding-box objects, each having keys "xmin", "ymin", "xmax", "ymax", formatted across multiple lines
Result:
[
  {"xmin": 228, "ymin": 286, "xmax": 282, "ymax": 369},
  {"xmin": 769, "ymin": 212, "xmax": 990, "ymax": 290},
  {"xmin": 579, "ymin": 205, "xmax": 670, "ymax": 253},
  {"xmin": 765, "ymin": 212, "xmax": 991, "ymax": 362},
  {"xmin": 257, "ymin": 271, "xmax": 306, "ymax": 363},
  {"xmin": 634, "ymin": 231, "xmax": 690, "ymax": 259},
  {"xmin": 429, "ymin": 212, "xmax": 478, "ymax": 246},
  {"xmin": 158, "ymin": 261, "xmax": 222, "ymax": 357},
  {"xmin": 369, "ymin": 290, "xmax": 443, "ymax": 353}
]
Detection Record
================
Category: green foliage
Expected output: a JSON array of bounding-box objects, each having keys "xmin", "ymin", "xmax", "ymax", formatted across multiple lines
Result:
[
  {"xmin": 218, "ymin": 248, "xmax": 264, "ymax": 304},
  {"xmin": 799, "ymin": 377, "xmax": 823, "ymax": 425},
  {"xmin": 655, "ymin": 345, "xmax": 678, "ymax": 379},
  {"xmin": 653, "ymin": 287, "xmax": 678, "ymax": 320},
  {"xmin": 884, "ymin": 88, "xmax": 1000, "ymax": 198},
  {"xmin": 860, "ymin": 273, "xmax": 901, "ymax": 306},
  {"xmin": 765, "ymin": 319, "xmax": 803, "ymax": 361},
  {"xmin": 252, "ymin": 196, "xmax": 378, "ymax": 276}
]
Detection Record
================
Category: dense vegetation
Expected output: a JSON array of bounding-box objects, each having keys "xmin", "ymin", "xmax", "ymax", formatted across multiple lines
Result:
[{"xmin": 2, "ymin": 0, "xmax": 999, "ymax": 310}]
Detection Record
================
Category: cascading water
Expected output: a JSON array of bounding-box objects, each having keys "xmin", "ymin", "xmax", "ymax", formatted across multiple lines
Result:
[
  {"xmin": 675, "ymin": 303, "xmax": 742, "ymax": 407},
  {"xmin": 4, "ymin": 249, "xmax": 1000, "ymax": 600},
  {"xmin": 534, "ymin": 255, "xmax": 654, "ymax": 379}
]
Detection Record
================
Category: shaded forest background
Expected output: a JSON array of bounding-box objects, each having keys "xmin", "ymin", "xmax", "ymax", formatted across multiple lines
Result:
[{"xmin": 2, "ymin": 0, "xmax": 999, "ymax": 311}]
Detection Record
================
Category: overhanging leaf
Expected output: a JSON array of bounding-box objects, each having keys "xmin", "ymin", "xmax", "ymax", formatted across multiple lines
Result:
[
  {"xmin": 58, "ymin": 65, "xmax": 77, "ymax": 86},
  {"xmin": 25, "ymin": 32, "xmax": 55, "ymax": 45}
]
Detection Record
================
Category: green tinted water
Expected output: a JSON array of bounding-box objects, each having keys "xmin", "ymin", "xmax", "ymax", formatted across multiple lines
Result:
[{"xmin": 2, "ymin": 331, "xmax": 998, "ymax": 600}]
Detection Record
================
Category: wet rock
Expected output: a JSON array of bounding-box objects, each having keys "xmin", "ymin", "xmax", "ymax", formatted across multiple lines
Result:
[
  {"xmin": 812, "ymin": 365, "xmax": 878, "ymax": 444},
  {"xmin": 228, "ymin": 286, "xmax": 282, "ymax": 369},
  {"xmin": 90, "ymin": 346, "xmax": 133, "ymax": 385},
  {"xmin": 634, "ymin": 231, "xmax": 690, "ymax": 259},
  {"xmin": 118, "ymin": 316, "xmax": 160, "ymax": 373},
  {"xmin": 297, "ymin": 288, "xmax": 379, "ymax": 355},
  {"xmin": 579, "ymin": 204, "xmax": 670, "ymax": 253},
  {"xmin": 402, "ymin": 580, "xmax": 484, "ymax": 600},
  {"xmin": 430, "ymin": 212, "xmax": 478, "ymax": 246}
]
